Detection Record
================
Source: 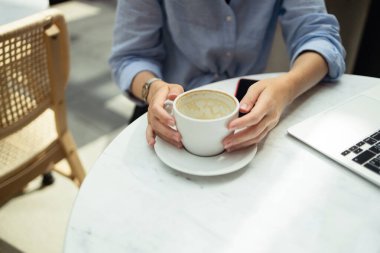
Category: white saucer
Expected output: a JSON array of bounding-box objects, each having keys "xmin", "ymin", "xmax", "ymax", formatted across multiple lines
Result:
[{"xmin": 154, "ymin": 137, "xmax": 257, "ymax": 176}]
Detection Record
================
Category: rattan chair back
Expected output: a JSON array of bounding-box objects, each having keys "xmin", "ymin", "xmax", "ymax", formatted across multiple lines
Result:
[
  {"xmin": 0, "ymin": 9, "xmax": 69, "ymax": 138},
  {"xmin": 0, "ymin": 9, "xmax": 85, "ymax": 205}
]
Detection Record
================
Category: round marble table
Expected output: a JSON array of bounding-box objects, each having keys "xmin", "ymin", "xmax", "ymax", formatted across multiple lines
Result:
[{"xmin": 64, "ymin": 74, "xmax": 380, "ymax": 253}]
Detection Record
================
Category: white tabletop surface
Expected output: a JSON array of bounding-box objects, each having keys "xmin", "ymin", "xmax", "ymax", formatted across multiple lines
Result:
[{"xmin": 64, "ymin": 74, "xmax": 380, "ymax": 253}]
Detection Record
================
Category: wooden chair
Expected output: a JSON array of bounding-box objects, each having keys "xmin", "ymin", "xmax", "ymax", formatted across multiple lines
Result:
[{"xmin": 0, "ymin": 9, "xmax": 86, "ymax": 205}]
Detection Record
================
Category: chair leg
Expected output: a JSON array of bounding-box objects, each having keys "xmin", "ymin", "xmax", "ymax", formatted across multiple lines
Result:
[{"xmin": 60, "ymin": 132, "xmax": 86, "ymax": 186}]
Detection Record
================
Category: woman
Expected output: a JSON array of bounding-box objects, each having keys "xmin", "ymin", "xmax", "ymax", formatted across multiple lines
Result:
[{"xmin": 109, "ymin": 0, "xmax": 345, "ymax": 152}]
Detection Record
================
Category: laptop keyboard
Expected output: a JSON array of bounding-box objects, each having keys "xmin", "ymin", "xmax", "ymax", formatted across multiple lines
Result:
[{"xmin": 341, "ymin": 130, "xmax": 380, "ymax": 174}]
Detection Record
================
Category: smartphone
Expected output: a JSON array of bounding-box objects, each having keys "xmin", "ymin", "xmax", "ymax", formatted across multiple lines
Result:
[
  {"xmin": 235, "ymin": 78, "xmax": 259, "ymax": 117},
  {"xmin": 234, "ymin": 78, "xmax": 259, "ymax": 101}
]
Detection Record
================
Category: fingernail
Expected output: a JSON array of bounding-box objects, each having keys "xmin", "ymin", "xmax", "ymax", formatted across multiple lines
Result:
[
  {"xmin": 224, "ymin": 143, "xmax": 231, "ymax": 149},
  {"xmin": 168, "ymin": 119, "xmax": 175, "ymax": 126},
  {"xmin": 240, "ymin": 103, "xmax": 248, "ymax": 110}
]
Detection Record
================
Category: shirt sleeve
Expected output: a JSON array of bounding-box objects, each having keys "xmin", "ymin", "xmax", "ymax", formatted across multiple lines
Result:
[
  {"xmin": 279, "ymin": 0, "xmax": 346, "ymax": 81},
  {"xmin": 108, "ymin": 0, "xmax": 165, "ymax": 97}
]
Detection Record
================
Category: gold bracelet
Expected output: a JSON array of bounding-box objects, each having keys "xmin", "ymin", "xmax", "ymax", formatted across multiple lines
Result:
[{"xmin": 142, "ymin": 77, "xmax": 161, "ymax": 103}]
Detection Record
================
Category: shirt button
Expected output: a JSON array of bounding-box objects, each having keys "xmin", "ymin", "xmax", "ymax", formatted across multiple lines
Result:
[
  {"xmin": 225, "ymin": 51, "xmax": 232, "ymax": 57},
  {"xmin": 226, "ymin": 16, "xmax": 232, "ymax": 22},
  {"xmin": 214, "ymin": 73, "xmax": 219, "ymax": 79}
]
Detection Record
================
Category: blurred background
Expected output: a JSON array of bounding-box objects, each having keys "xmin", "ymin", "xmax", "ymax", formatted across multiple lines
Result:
[{"xmin": 0, "ymin": 0, "xmax": 378, "ymax": 252}]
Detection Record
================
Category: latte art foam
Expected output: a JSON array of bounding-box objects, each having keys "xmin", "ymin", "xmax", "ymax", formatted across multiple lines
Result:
[{"xmin": 176, "ymin": 91, "xmax": 236, "ymax": 120}]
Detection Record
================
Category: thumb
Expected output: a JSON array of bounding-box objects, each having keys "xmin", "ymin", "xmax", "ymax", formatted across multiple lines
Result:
[{"xmin": 168, "ymin": 84, "xmax": 184, "ymax": 100}]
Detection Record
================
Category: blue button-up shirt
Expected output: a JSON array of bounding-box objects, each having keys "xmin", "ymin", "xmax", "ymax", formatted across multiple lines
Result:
[{"xmin": 109, "ymin": 0, "xmax": 345, "ymax": 96}]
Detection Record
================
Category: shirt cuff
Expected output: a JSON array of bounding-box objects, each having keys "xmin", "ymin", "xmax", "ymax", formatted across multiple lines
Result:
[
  {"xmin": 290, "ymin": 39, "xmax": 345, "ymax": 82},
  {"xmin": 119, "ymin": 60, "xmax": 162, "ymax": 104}
]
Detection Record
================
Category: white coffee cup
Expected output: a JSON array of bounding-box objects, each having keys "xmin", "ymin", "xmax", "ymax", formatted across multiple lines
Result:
[{"xmin": 167, "ymin": 89, "xmax": 239, "ymax": 156}]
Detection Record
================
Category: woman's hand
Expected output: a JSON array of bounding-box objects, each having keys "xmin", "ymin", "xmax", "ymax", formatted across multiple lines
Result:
[
  {"xmin": 146, "ymin": 80, "xmax": 184, "ymax": 148},
  {"xmin": 223, "ymin": 75, "xmax": 294, "ymax": 152},
  {"xmin": 222, "ymin": 52, "xmax": 328, "ymax": 151}
]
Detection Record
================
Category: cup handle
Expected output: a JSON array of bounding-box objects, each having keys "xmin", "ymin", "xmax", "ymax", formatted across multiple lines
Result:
[
  {"xmin": 164, "ymin": 100, "xmax": 174, "ymax": 116},
  {"xmin": 164, "ymin": 100, "xmax": 177, "ymax": 130}
]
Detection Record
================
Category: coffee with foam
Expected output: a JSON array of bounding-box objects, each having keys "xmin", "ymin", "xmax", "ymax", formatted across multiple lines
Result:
[
  {"xmin": 170, "ymin": 89, "xmax": 239, "ymax": 156},
  {"xmin": 175, "ymin": 90, "xmax": 236, "ymax": 120}
]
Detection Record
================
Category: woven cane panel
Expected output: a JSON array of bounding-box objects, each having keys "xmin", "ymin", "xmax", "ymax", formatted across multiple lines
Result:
[
  {"xmin": 0, "ymin": 24, "xmax": 51, "ymax": 129},
  {"xmin": 0, "ymin": 109, "xmax": 57, "ymax": 177}
]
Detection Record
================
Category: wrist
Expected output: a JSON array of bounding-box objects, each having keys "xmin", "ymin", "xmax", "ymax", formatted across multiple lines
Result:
[
  {"xmin": 274, "ymin": 74, "xmax": 297, "ymax": 105},
  {"xmin": 142, "ymin": 77, "xmax": 161, "ymax": 103},
  {"xmin": 146, "ymin": 79, "xmax": 166, "ymax": 104}
]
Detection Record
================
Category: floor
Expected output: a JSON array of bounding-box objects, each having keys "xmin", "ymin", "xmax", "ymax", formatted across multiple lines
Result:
[{"xmin": 0, "ymin": 1, "xmax": 136, "ymax": 252}]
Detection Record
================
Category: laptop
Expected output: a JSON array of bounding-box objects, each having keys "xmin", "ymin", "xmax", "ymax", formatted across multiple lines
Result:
[{"xmin": 288, "ymin": 85, "xmax": 380, "ymax": 186}]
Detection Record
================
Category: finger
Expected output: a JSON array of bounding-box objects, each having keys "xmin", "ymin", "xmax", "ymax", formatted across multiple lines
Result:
[
  {"xmin": 228, "ymin": 104, "xmax": 267, "ymax": 130},
  {"xmin": 167, "ymin": 84, "xmax": 184, "ymax": 100},
  {"xmin": 150, "ymin": 104, "xmax": 175, "ymax": 126},
  {"xmin": 224, "ymin": 117, "xmax": 270, "ymax": 148},
  {"xmin": 229, "ymin": 90, "xmax": 272, "ymax": 130},
  {"xmin": 226, "ymin": 127, "xmax": 270, "ymax": 152},
  {"xmin": 150, "ymin": 117, "xmax": 182, "ymax": 147},
  {"xmin": 150, "ymin": 88, "xmax": 176, "ymax": 126},
  {"xmin": 239, "ymin": 84, "xmax": 264, "ymax": 113},
  {"xmin": 146, "ymin": 124, "xmax": 156, "ymax": 147},
  {"xmin": 157, "ymin": 133, "xmax": 183, "ymax": 149}
]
